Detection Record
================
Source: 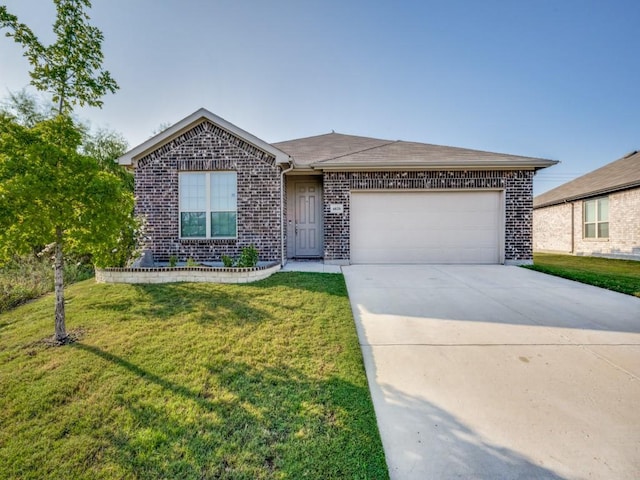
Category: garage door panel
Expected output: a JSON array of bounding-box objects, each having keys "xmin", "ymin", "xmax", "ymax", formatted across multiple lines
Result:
[{"xmin": 350, "ymin": 191, "xmax": 501, "ymax": 264}]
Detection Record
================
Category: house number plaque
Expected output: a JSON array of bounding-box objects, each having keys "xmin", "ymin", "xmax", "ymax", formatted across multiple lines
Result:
[{"xmin": 329, "ymin": 204, "xmax": 344, "ymax": 214}]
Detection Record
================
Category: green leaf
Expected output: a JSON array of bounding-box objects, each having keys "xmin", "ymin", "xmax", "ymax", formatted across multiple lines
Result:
[{"xmin": 0, "ymin": 0, "xmax": 118, "ymax": 114}]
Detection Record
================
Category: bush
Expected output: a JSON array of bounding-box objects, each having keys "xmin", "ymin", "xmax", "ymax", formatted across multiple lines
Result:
[
  {"xmin": 0, "ymin": 254, "xmax": 94, "ymax": 313},
  {"xmin": 186, "ymin": 257, "xmax": 198, "ymax": 267},
  {"xmin": 63, "ymin": 256, "xmax": 95, "ymax": 284},
  {"xmin": 0, "ymin": 255, "xmax": 52, "ymax": 312},
  {"xmin": 236, "ymin": 245, "xmax": 259, "ymax": 268},
  {"xmin": 221, "ymin": 255, "xmax": 234, "ymax": 268}
]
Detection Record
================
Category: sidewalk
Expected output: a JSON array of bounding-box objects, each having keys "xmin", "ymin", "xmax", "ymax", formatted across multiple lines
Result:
[{"xmin": 281, "ymin": 260, "xmax": 342, "ymax": 274}]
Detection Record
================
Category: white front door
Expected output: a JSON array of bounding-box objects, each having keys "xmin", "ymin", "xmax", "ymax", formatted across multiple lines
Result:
[{"xmin": 294, "ymin": 182, "xmax": 322, "ymax": 257}]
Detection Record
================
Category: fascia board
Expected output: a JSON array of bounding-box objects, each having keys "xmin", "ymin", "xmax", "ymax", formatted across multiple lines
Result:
[{"xmin": 310, "ymin": 160, "xmax": 557, "ymax": 172}]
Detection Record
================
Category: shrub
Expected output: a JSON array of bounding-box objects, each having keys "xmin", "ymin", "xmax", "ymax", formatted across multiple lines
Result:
[
  {"xmin": 186, "ymin": 257, "xmax": 198, "ymax": 267},
  {"xmin": 63, "ymin": 256, "xmax": 95, "ymax": 283},
  {"xmin": 236, "ymin": 245, "xmax": 259, "ymax": 268},
  {"xmin": 221, "ymin": 255, "xmax": 234, "ymax": 268},
  {"xmin": 168, "ymin": 255, "xmax": 178, "ymax": 268}
]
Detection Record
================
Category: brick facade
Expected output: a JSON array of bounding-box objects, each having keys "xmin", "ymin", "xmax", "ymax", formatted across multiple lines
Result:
[
  {"xmin": 534, "ymin": 187, "xmax": 640, "ymax": 260},
  {"xmin": 322, "ymin": 170, "xmax": 535, "ymax": 263},
  {"xmin": 532, "ymin": 203, "xmax": 573, "ymax": 252},
  {"xmin": 135, "ymin": 120, "xmax": 283, "ymax": 263},
  {"xmin": 134, "ymin": 119, "xmax": 539, "ymax": 265}
]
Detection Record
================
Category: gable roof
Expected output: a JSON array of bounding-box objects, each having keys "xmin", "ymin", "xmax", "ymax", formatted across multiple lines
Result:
[
  {"xmin": 118, "ymin": 108, "xmax": 291, "ymax": 166},
  {"xmin": 534, "ymin": 151, "xmax": 640, "ymax": 208},
  {"xmin": 273, "ymin": 132, "xmax": 556, "ymax": 171}
]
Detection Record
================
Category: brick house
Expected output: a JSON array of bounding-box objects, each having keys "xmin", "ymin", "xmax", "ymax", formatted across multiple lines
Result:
[
  {"xmin": 533, "ymin": 151, "xmax": 640, "ymax": 260},
  {"xmin": 118, "ymin": 108, "xmax": 556, "ymax": 266}
]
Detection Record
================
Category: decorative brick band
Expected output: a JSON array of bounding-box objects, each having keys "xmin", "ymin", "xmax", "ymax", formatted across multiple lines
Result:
[
  {"xmin": 179, "ymin": 238, "xmax": 237, "ymax": 245},
  {"xmin": 350, "ymin": 170, "xmax": 508, "ymax": 190},
  {"xmin": 178, "ymin": 159, "xmax": 237, "ymax": 171},
  {"xmin": 96, "ymin": 262, "xmax": 281, "ymax": 284}
]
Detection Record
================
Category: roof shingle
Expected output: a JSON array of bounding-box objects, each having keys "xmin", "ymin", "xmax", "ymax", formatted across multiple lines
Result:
[
  {"xmin": 273, "ymin": 132, "xmax": 555, "ymax": 170},
  {"xmin": 533, "ymin": 151, "xmax": 640, "ymax": 208}
]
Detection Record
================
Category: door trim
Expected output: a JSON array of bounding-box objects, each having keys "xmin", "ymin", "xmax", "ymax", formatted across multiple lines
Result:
[{"xmin": 287, "ymin": 178, "xmax": 323, "ymax": 258}]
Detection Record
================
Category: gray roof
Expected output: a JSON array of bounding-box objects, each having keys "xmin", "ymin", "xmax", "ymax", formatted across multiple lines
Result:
[
  {"xmin": 273, "ymin": 132, "xmax": 556, "ymax": 170},
  {"xmin": 534, "ymin": 151, "xmax": 640, "ymax": 208}
]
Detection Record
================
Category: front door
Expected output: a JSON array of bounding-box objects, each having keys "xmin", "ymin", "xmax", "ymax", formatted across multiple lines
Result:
[{"xmin": 294, "ymin": 182, "xmax": 322, "ymax": 257}]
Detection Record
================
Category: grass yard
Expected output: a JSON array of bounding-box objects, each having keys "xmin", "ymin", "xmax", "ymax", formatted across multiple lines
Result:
[
  {"xmin": 526, "ymin": 253, "xmax": 640, "ymax": 297},
  {"xmin": 0, "ymin": 273, "xmax": 388, "ymax": 480}
]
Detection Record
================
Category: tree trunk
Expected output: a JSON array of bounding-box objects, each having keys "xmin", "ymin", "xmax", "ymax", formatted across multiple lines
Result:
[{"xmin": 54, "ymin": 227, "xmax": 66, "ymax": 342}]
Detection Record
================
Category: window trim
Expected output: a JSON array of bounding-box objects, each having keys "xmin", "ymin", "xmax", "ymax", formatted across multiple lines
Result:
[
  {"xmin": 583, "ymin": 196, "xmax": 609, "ymax": 240},
  {"xmin": 179, "ymin": 171, "xmax": 238, "ymax": 240}
]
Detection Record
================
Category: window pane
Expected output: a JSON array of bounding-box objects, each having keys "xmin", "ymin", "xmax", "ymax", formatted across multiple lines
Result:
[
  {"xmin": 180, "ymin": 173, "xmax": 206, "ymax": 211},
  {"xmin": 584, "ymin": 223, "xmax": 596, "ymax": 238},
  {"xmin": 598, "ymin": 222, "xmax": 609, "ymax": 238},
  {"xmin": 181, "ymin": 212, "xmax": 206, "ymax": 237},
  {"xmin": 584, "ymin": 200, "xmax": 596, "ymax": 222},
  {"xmin": 211, "ymin": 172, "xmax": 237, "ymax": 212},
  {"xmin": 211, "ymin": 212, "xmax": 237, "ymax": 237},
  {"xmin": 597, "ymin": 197, "xmax": 609, "ymax": 222}
]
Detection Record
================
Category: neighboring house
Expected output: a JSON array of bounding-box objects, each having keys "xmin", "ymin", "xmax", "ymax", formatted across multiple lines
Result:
[
  {"xmin": 533, "ymin": 151, "xmax": 640, "ymax": 260},
  {"xmin": 118, "ymin": 108, "xmax": 556, "ymax": 266}
]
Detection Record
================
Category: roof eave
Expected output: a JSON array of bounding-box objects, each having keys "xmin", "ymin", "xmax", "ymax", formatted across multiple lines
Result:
[
  {"xmin": 309, "ymin": 160, "xmax": 557, "ymax": 171},
  {"xmin": 117, "ymin": 108, "xmax": 291, "ymax": 166},
  {"xmin": 534, "ymin": 181, "xmax": 640, "ymax": 209}
]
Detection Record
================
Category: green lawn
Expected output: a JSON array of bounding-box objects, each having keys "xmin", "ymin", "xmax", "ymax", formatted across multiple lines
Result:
[
  {"xmin": 526, "ymin": 253, "xmax": 640, "ymax": 297},
  {"xmin": 0, "ymin": 273, "xmax": 388, "ymax": 480}
]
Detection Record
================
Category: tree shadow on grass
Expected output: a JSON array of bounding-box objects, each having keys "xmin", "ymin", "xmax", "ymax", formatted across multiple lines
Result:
[
  {"xmin": 71, "ymin": 339, "xmax": 569, "ymax": 479},
  {"xmin": 88, "ymin": 282, "xmax": 275, "ymax": 326},
  {"xmin": 134, "ymin": 282, "xmax": 275, "ymax": 324},
  {"xmin": 71, "ymin": 342, "xmax": 388, "ymax": 479},
  {"xmin": 88, "ymin": 273, "xmax": 348, "ymax": 327}
]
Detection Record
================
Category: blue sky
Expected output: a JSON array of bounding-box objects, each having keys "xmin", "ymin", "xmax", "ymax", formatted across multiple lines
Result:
[{"xmin": 1, "ymin": 0, "xmax": 638, "ymax": 195}]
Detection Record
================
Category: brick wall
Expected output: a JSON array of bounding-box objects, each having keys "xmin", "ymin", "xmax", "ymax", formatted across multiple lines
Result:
[
  {"xmin": 533, "ymin": 187, "xmax": 640, "ymax": 260},
  {"xmin": 608, "ymin": 188, "xmax": 640, "ymax": 258},
  {"xmin": 533, "ymin": 203, "xmax": 573, "ymax": 252},
  {"xmin": 135, "ymin": 120, "xmax": 282, "ymax": 263},
  {"xmin": 322, "ymin": 170, "xmax": 535, "ymax": 263},
  {"xmin": 322, "ymin": 172, "xmax": 351, "ymax": 260}
]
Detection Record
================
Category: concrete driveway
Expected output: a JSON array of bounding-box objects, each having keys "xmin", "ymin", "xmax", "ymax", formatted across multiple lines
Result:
[{"xmin": 342, "ymin": 265, "xmax": 640, "ymax": 480}]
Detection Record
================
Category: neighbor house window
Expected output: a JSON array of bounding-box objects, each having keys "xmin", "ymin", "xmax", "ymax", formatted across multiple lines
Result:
[
  {"xmin": 179, "ymin": 172, "xmax": 237, "ymax": 238},
  {"xmin": 583, "ymin": 197, "xmax": 608, "ymax": 239}
]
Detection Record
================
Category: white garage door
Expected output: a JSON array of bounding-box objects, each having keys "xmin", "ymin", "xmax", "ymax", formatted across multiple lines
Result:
[{"xmin": 350, "ymin": 191, "xmax": 502, "ymax": 264}]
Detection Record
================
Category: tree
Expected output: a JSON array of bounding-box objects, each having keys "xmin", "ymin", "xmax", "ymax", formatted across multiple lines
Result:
[
  {"xmin": 0, "ymin": 0, "xmax": 118, "ymax": 115},
  {"xmin": 82, "ymin": 127, "xmax": 133, "ymax": 191},
  {"xmin": 1, "ymin": 89, "xmax": 132, "ymax": 190},
  {"xmin": 0, "ymin": 90, "xmax": 54, "ymax": 127},
  {"xmin": 0, "ymin": 0, "xmax": 123, "ymax": 342}
]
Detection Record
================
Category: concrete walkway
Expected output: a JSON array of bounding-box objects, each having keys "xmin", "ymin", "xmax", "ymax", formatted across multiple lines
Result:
[
  {"xmin": 343, "ymin": 265, "xmax": 640, "ymax": 480},
  {"xmin": 280, "ymin": 260, "xmax": 342, "ymax": 273}
]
